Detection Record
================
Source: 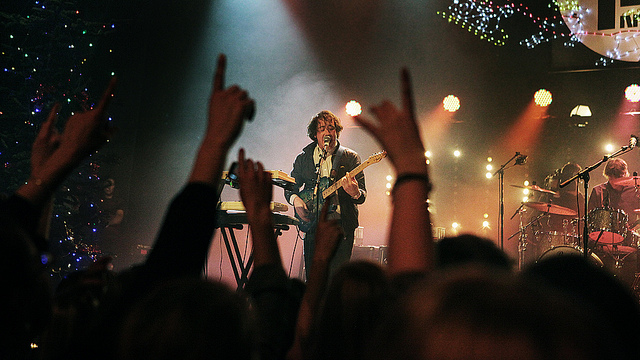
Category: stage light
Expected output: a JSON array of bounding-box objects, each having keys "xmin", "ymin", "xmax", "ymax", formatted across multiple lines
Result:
[
  {"xmin": 482, "ymin": 220, "xmax": 490, "ymax": 229},
  {"xmin": 570, "ymin": 105, "xmax": 592, "ymax": 117},
  {"xmin": 534, "ymin": 89, "xmax": 553, "ymax": 107},
  {"xmin": 443, "ymin": 95, "xmax": 461, "ymax": 112},
  {"xmin": 625, "ymin": 84, "xmax": 640, "ymax": 103},
  {"xmin": 486, "ymin": 164, "xmax": 493, "ymax": 171},
  {"xmin": 345, "ymin": 100, "xmax": 362, "ymax": 116},
  {"xmin": 605, "ymin": 144, "xmax": 614, "ymax": 153},
  {"xmin": 452, "ymin": 222, "xmax": 460, "ymax": 229},
  {"xmin": 485, "ymin": 172, "xmax": 492, "ymax": 179},
  {"xmin": 425, "ymin": 151, "xmax": 432, "ymax": 158},
  {"xmin": 453, "ymin": 150, "xmax": 461, "ymax": 157},
  {"xmin": 523, "ymin": 196, "xmax": 529, "ymax": 202},
  {"xmin": 487, "ymin": 157, "xmax": 493, "ymax": 162}
]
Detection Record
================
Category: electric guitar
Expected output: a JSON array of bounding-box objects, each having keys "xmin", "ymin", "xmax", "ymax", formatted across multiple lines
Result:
[{"xmin": 295, "ymin": 151, "xmax": 387, "ymax": 232}]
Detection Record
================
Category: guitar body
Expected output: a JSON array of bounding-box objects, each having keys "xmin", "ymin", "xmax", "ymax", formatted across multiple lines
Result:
[
  {"xmin": 293, "ymin": 150, "xmax": 387, "ymax": 233},
  {"xmin": 295, "ymin": 177, "xmax": 331, "ymax": 233}
]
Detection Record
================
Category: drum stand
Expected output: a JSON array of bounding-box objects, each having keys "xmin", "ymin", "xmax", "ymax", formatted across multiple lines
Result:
[{"xmin": 510, "ymin": 211, "xmax": 548, "ymax": 270}]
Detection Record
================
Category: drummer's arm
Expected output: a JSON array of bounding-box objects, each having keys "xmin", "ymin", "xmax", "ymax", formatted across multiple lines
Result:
[{"xmin": 587, "ymin": 188, "xmax": 600, "ymax": 211}]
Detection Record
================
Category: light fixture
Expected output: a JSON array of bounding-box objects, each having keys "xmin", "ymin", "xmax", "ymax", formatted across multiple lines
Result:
[{"xmin": 570, "ymin": 105, "xmax": 592, "ymax": 117}]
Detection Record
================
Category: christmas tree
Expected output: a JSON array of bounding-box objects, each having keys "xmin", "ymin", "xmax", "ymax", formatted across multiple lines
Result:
[{"xmin": 1, "ymin": 0, "xmax": 119, "ymax": 279}]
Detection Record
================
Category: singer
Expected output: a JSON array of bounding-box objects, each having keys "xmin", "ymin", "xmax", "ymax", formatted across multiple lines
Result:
[{"xmin": 285, "ymin": 110, "xmax": 367, "ymax": 280}]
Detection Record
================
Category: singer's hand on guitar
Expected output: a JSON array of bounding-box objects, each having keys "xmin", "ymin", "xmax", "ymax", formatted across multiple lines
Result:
[
  {"xmin": 343, "ymin": 171, "xmax": 360, "ymax": 198},
  {"xmin": 293, "ymin": 195, "xmax": 310, "ymax": 223}
]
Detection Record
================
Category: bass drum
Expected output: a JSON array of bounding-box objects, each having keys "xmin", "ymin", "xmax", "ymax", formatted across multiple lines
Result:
[{"xmin": 537, "ymin": 245, "xmax": 603, "ymax": 267}]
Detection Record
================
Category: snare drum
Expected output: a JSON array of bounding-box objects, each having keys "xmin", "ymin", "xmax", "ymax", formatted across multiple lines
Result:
[
  {"xmin": 587, "ymin": 208, "xmax": 628, "ymax": 244},
  {"xmin": 537, "ymin": 245, "xmax": 603, "ymax": 267}
]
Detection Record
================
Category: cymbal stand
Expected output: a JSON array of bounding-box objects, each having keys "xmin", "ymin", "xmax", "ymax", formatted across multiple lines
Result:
[
  {"xmin": 509, "ymin": 211, "xmax": 548, "ymax": 270},
  {"xmin": 493, "ymin": 152, "xmax": 521, "ymax": 251}
]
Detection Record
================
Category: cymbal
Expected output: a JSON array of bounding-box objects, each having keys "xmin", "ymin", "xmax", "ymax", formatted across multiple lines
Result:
[
  {"xmin": 522, "ymin": 201, "xmax": 577, "ymax": 216},
  {"xmin": 510, "ymin": 184, "xmax": 558, "ymax": 195},
  {"xmin": 609, "ymin": 176, "xmax": 640, "ymax": 187}
]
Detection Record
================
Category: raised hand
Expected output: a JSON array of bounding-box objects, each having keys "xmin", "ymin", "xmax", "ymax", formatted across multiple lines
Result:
[
  {"xmin": 237, "ymin": 149, "xmax": 273, "ymax": 224},
  {"xmin": 312, "ymin": 199, "xmax": 343, "ymax": 264},
  {"xmin": 190, "ymin": 54, "xmax": 255, "ymax": 185},
  {"xmin": 354, "ymin": 68, "xmax": 426, "ymax": 174},
  {"xmin": 353, "ymin": 68, "xmax": 433, "ymax": 275},
  {"xmin": 31, "ymin": 103, "xmax": 61, "ymax": 175},
  {"xmin": 206, "ymin": 54, "xmax": 255, "ymax": 152},
  {"xmin": 54, "ymin": 77, "xmax": 117, "ymax": 165},
  {"xmin": 236, "ymin": 148, "xmax": 280, "ymax": 268}
]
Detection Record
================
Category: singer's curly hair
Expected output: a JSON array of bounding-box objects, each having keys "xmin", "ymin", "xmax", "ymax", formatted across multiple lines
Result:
[{"xmin": 307, "ymin": 110, "xmax": 343, "ymax": 141}]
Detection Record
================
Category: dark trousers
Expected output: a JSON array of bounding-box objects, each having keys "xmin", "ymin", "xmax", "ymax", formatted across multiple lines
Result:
[{"xmin": 303, "ymin": 228, "xmax": 354, "ymax": 281}]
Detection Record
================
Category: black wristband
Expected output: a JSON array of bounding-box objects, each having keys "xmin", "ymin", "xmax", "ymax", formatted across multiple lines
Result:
[{"xmin": 392, "ymin": 173, "xmax": 432, "ymax": 195}]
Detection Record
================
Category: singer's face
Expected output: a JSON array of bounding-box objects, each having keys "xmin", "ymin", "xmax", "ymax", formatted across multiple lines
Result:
[{"xmin": 316, "ymin": 119, "xmax": 337, "ymax": 150}]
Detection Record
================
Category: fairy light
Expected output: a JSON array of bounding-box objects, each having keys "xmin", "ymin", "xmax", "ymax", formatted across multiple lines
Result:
[{"xmin": 437, "ymin": 0, "xmax": 513, "ymax": 46}]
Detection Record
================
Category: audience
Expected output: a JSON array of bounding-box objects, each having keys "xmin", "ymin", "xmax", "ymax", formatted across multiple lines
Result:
[
  {"xmin": 3, "ymin": 55, "xmax": 640, "ymax": 360},
  {"xmin": 2, "ymin": 78, "xmax": 116, "ymax": 359}
]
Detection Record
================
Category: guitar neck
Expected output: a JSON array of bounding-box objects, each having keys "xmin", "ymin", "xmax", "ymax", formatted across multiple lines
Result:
[{"xmin": 321, "ymin": 159, "xmax": 372, "ymax": 199}]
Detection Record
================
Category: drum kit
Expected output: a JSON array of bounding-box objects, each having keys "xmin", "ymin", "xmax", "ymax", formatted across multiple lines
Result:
[{"xmin": 513, "ymin": 183, "xmax": 640, "ymax": 290}]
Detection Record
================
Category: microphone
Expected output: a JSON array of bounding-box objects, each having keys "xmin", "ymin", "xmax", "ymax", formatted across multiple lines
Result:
[
  {"xmin": 323, "ymin": 135, "xmax": 331, "ymax": 151},
  {"xmin": 630, "ymin": 135, "xmax": 638, "ymax": 149},
  {"xmin": 515, "ymin": 154, "xmax": 528, "ymax": 165}
]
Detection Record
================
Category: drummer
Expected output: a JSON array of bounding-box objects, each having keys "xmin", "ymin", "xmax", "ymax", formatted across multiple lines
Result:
[
  {"xmin": 545, "ymin": 162, "xmax": 585, "ymax": 233},
  {"xmin": 588, "ymin": 158, "xmax": 640, "ymax": 236}
]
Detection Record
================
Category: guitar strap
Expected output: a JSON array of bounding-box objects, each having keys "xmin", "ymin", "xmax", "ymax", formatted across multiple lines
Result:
[{"xmin": 331, "ymin": 145, "xmax": 345, "ymax": 181}]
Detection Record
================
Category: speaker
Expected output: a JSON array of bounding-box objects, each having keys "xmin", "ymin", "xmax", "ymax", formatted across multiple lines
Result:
[{"xmin": 351, "ymin": 245, "xmax": 388, "ymax": 266}]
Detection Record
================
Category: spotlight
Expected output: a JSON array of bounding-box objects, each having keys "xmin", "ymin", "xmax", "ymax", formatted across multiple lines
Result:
[
  {"xmin": 345, "ymin": 100, "xmax": 362, "ymax": 116},
  {"xmin": 534, "ymin": 89, "xmax": 552, "ymax": 107},
  {"xmin": 443, "ymin": 95, "xmax": 461, "ymax": 112},
  {"xmin": 453, "ymin": 150, "xmax": 461, "ymax": 157},
  {"xmin": 625, "ymin": 84, "xmax": 640, "ymax": 103},
  {"xmin": 605, "ymin": 144, "xmax": 614, "ymax": 153}
]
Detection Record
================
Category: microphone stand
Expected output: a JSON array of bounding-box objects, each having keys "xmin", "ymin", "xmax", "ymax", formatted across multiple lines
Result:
[
  {"xmin": 493, "ymin": 152, "xmax": 522, "ymax": 251},
  {"xmin": 559, "ymin": 144, "xmax": 636, "ymax": 259},
  {"xmin": 313, "ymin": 148, "xmax": 329, "ymax": 229}
]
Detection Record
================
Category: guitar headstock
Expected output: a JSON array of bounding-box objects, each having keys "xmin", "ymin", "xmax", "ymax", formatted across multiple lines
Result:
[{"xmin": 366, "ymin": 150, "xmax": 387, "ymax": 165}]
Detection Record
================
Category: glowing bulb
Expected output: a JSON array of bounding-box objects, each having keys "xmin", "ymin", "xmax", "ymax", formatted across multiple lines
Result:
[
  {"xmin": 345, "ymin": 100, "xmax": 362, "ymax": 116},
  {"xmin": 443, "ymin": 95, "xmax": 461, "ymax": 112},
  {"xmin": 452, "ymin": 222, "xmax": 459, "ymax": 229},
  {"xmin": 534, "ymin": 89, "xmax": 553, "ymax": 107},
  {"xmin": 625, "ymin": 84, "xmax": 640, "ymax": 102},
  {"xmin": 486, "ymin": 172, "xmax": 492, "ymax": 179},
  {"xmin": 605, "ymin": 144, "xmax": 614, "ymax": 153},
  {"xmin": 453, "ymin": 150, "xmax": 461, "ymax": 157},
  {"xmin": 425, "ymin": 151, "xmax": 432, "ymax": 158},
  {"xmin": 482, "ymin": 220, "xmax": 490, "ymax": 228},
  {"xmin": 486, "ymin": 164, "xmax": 493, "ymax": 171}
]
